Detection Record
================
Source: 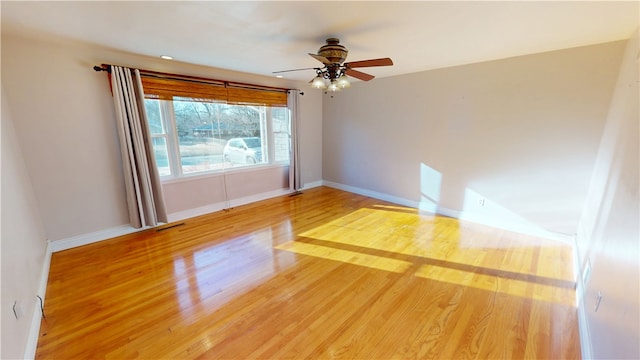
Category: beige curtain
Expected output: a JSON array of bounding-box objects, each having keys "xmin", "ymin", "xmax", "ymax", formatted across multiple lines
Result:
[
  {"xmin": 288, "ymin": 90, "xmax": 303, "ymax": 192},
  {"xmin": 111, "ymin": 66, "xmax": 167, "ymax": 228}
]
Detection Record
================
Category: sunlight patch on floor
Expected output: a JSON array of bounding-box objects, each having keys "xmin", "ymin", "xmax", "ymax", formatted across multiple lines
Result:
[
  {"xmin": 286, "ymin": 205, "xmax": 576, "ymax": 305},
  {"xmin": 415, "ymin": 264, "xmax": 575, "ymax": 306},
  {"xmin": 275, "ymin": 241, "xmax": 413, "ymax": 273}
]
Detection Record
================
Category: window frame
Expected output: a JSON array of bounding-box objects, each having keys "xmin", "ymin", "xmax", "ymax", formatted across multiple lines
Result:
[
  {"xmin": 146, "ymin": 98, "xmax": 290, "ymax": 180},
  {"xmin": 139, "ymin": 70, "xmax": 290, "ymax": 181}
]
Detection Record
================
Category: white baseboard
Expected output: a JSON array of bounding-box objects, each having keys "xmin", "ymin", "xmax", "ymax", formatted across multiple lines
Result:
[
  {"xmin": 166, "ymin": 183, "xmax": 321, "ymax": 224},
  {"xmin": 50, "ymin": 182, "xmax": 573, "ymax": 251},
  {"xmin": 322, "ymin": 180, "xmax": 420, "ymax": 209},
  {"xmin": 167, "ymin": 188, "xmax": 292, "ymax": 223},
  {"xmin": 456, "ymin": 211, "xmax": 573, "ymax": 243},
  {"xmin": 573, "ymin": 230, "xmax": 593, "ymax": 359},
  {"xmin": 322, "ymin": 180, "xmax": 572, "ymax": 243},
  {"xmin": 302, "ymin": 180, "xmax": 323, "ymax": 190},
  {"xmin": 24, "ymin": 241, "xmax": 53, "ymax": 359},
  {"xmin": 49, "ymin": 225, "xmax": 140, "ymax": 253},
  {"xmin": 50, "ymin": 188, "xmax": 300, "ymax": 252},
  {"xmin": 230, "ymin": 188, "xmax": 292, "ymax": 208},
  {"xmin": 576, "ymin": 277, "xmax": 593, "ymax": 359},
  {"xmin": 167, "ymin": 203, "xmax": 227, "ymax": 223}
]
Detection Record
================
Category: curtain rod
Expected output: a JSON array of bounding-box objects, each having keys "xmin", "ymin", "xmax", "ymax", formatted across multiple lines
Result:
[{"xmin": 93, "ymin": 64, "xmax": 302, "ymax": 94}]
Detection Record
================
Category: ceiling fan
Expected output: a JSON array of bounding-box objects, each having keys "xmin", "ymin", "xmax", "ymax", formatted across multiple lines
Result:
[{"xmin": 273, "ymin": 38, "xmax": 393, "ymax": 91}]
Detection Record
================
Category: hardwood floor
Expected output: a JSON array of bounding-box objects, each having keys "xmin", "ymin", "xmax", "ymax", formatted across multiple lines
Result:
[{"xmin": 36, "ymin": 186, "xmax": 581, "ymax": 359}]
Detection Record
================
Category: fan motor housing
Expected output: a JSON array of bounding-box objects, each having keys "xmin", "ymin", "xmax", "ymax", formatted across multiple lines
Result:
[{"xmin": 318, "ymin": 38, "xmax": 348, "ymax": 64}]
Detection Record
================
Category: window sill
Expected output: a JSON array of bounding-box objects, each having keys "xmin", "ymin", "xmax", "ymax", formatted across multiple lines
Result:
[{"xmin": 160, "ymin": 163, "xmax": 289, "ymax": 185}]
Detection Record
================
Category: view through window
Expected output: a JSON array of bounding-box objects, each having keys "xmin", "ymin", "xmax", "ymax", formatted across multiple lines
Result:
[{"xmin": 145, "ymin": 97, "xmax": 290, "ymax": 178}]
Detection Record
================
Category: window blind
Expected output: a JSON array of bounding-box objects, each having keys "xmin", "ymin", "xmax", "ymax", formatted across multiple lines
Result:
[{"xmin": 139, "ymin": 71, "xmax": 288, "ymax": 107}]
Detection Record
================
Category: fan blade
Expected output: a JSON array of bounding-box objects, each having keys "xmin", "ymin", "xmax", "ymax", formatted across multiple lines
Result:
[
  {"xmin": 345, "ymin": 57, "xmax": 393, "ymax": 68},
  {"xmin": 308, "ymin": 53, "xmax": 331, "ymax": 65},
  {"xmin": 273, "ymin": 67, "xmax": 317, "ymax": 74},
  {"xmin": 345, "ymin": 68, "xmax": 375, "ymax": 81}
]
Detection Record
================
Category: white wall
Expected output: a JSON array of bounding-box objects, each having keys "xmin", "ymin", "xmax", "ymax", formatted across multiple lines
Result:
[
  {"xmin": 323, "ymin": 41, "xmax": 626, "ymax": 237},
  {"xmin": 162, "ymin": 91, "xmax": 323, "ymax": 218},
  {"xmin": 575, "ymin": 31, "xmax": 639, "ymax": 359},
  {"xmin": 299, "ymin": 89, "xmax": 323, "ymax": 185},
  {"xmin": 1, "ymin": 87, "xmax": 48, "ymax": 359},
  {"xmin": 163, "ymin": 165, "xmax": 289, "ymax": 218},
  {"xmin": 1, "ymin": 33, "xmax": 323, "ymax": 242}
]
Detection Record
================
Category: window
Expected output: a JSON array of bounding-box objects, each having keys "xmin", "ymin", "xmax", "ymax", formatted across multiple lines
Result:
[{"xmin": 140, "ymin": 72, "xmax": 290, "ymax": 178}]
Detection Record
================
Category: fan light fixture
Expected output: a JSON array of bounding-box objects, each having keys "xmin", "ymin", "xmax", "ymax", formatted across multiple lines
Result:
[
  {"xmin": 309, "ymin": 66, "xmax": 351, "ymax": 92},
  {"xmin": 311, "ymin": 75, "xmax": 327, "ymax": 89},
  {"xmin": 337, "ymin": 74, "xmax": 351, "ymax": 89},
  {"xmin": 274, "ymin": 38, "xmax": 393, "ymax": 92},
  {"xmin": 327, "ymin": 80, "xmax": 341, "ymax": 92}
]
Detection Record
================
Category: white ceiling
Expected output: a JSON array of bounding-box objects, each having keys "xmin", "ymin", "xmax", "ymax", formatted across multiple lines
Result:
[{"xmin": 2, "ymin": 1, "xmax": 638, "ymax": 82}]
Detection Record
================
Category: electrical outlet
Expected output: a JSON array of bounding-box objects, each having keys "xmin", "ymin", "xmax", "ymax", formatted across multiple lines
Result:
[{"xmin": 478, "ymin": 199, "xmax": 486, "ymax": 206}]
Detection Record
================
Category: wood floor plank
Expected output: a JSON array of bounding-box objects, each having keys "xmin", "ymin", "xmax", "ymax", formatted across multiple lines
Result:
[{"xmin": 36, "ymin": 186, "xmax": 581, "ymax": 359}]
